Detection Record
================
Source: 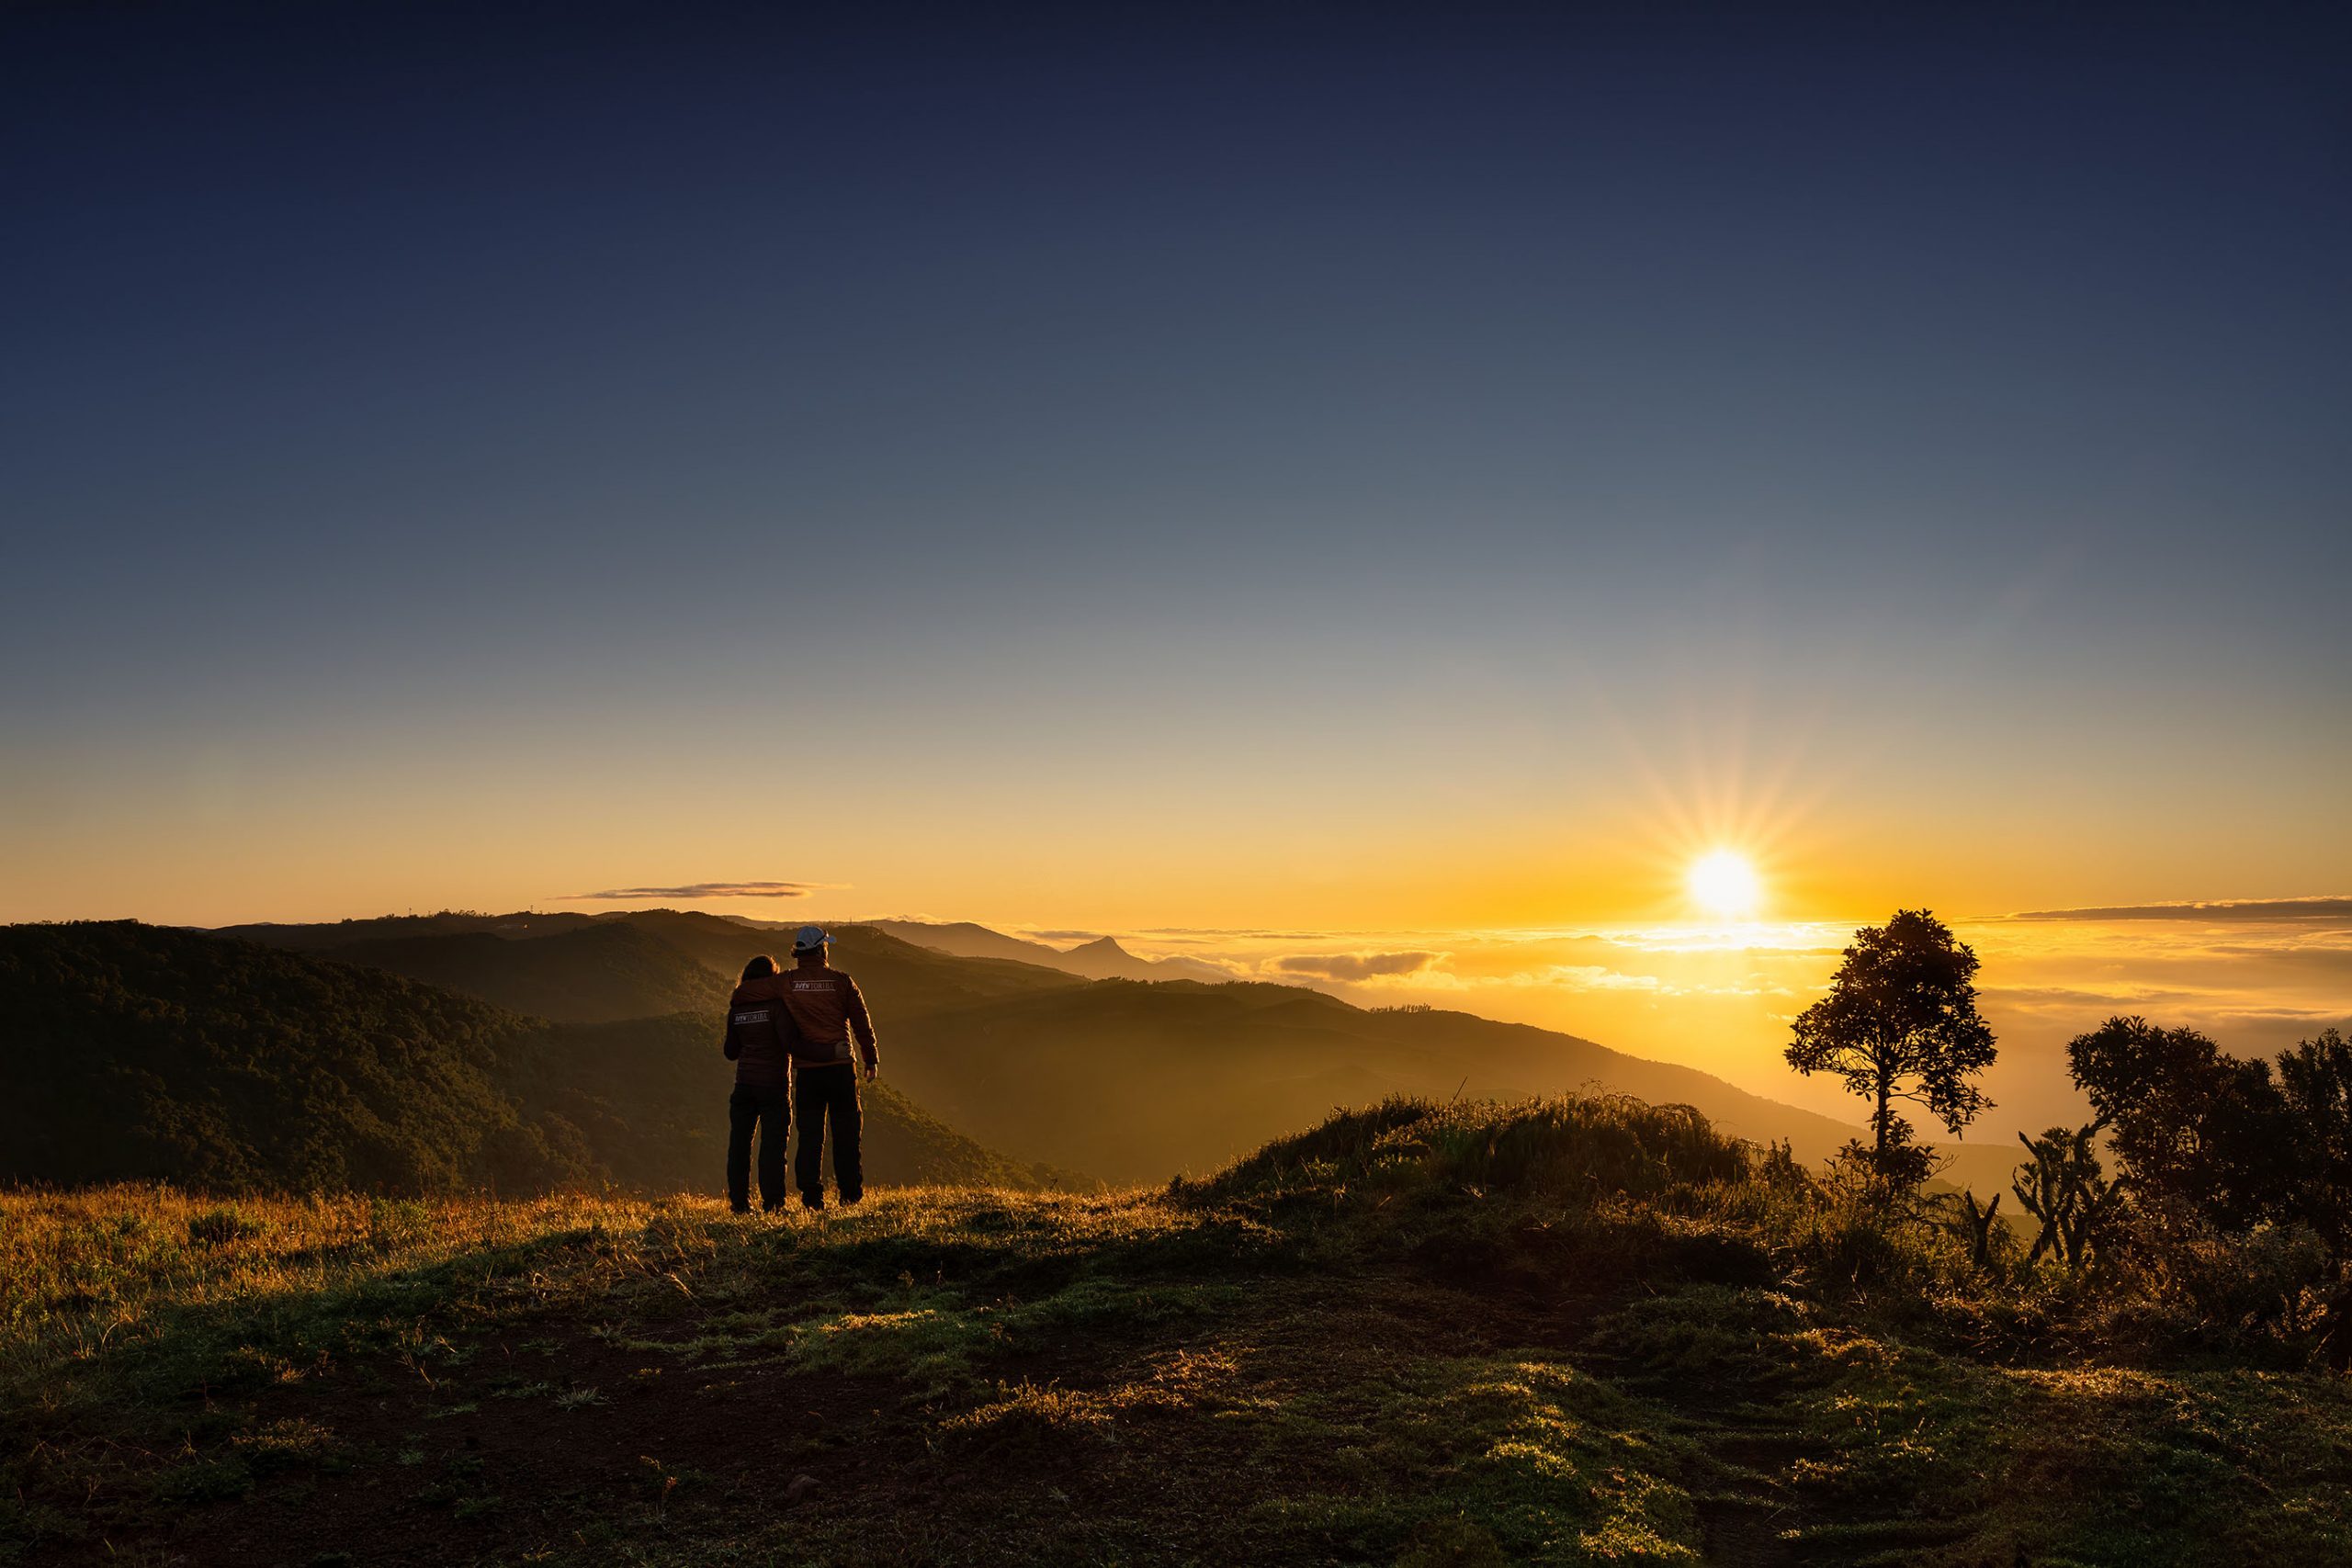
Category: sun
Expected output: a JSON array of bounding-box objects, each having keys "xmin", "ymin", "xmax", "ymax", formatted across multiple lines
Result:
[{"xmin": 1687, "ymin": 849, "xmax": 1762, "ymax": 919}]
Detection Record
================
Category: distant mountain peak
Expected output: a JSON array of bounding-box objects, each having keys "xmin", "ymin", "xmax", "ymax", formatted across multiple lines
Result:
[{"xmin": 1063, "ymin": 936, "xmax": 1133, "ymax": 957}]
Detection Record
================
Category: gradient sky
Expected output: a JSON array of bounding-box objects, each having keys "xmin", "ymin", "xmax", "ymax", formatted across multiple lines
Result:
[{"xmin": 6, "ymin": 2, "xmax": 2349, "ymax": 1089}]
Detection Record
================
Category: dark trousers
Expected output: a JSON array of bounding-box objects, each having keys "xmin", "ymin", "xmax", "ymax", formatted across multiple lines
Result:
[
  {"xmin": 727, "ymin": 1082, "xmax": 792, "ymax": 1213},
  {"xmin": 794, "ymin": 1064, "xmax": 863, "ymax": 1208}
]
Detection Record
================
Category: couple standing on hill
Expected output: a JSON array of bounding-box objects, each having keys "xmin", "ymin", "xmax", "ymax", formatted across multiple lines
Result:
[{"xmin": 721, "ymin": 925, "xmax": 879, "ymax": 1213}]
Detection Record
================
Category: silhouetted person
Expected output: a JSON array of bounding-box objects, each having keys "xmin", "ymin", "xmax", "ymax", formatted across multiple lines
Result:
[
  {"xmin": 721, "ymin": 954, "xmax": 800, "ymax": 1213},
  {"xmin": 778, "ymin": 925, "xmax": 878, "ymax": 1209}
]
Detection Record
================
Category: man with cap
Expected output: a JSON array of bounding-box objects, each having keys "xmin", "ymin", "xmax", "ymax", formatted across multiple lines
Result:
[{"xmin": 778, "ymin": 925, "xmax": 879, "ymax": 1208}]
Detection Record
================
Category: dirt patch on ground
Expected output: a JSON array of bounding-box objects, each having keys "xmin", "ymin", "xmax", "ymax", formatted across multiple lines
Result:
[
  {"xmin": 67, "ymin": 1313, "xmax": 933, "ymax": 1567},
  {"xmin": 49, "ymin": 1266, "xmax": 1649, "ymax": 1567}
]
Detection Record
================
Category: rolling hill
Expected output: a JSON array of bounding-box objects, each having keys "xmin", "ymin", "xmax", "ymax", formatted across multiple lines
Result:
[
  {"xmin": 868, "ymin": 971, "xmax": 1884, "ymax": 1182},
  {"xmin": 213, "ymin": 910, "xmax": 605, "ymax": 950},
  {"xmin": 0, "ymin": 922, "xmax": 1054, "ymax": 1195},
  {"xmin": 1053, "ymin": 934, "xmax": 1231, "ymax": 982},
  {"xmin": 321, "ymin": 923, "xmax": 729, "ymax": 1023},
  {"xmin": 0, "ymin": 920, "xmax": 567, "ymax": 1193},
  {"xmin": 217, "ymin": 910, "xmax": 1084, "ymax": 1024},
  {"xmin": 776, "ymin": 919, "xmax": 2016, "ymax": 1192},
  {"xmin": 827, "ymin": 918, "xmax": 1230, "ymax": 982},
  {"xmin": 190, "ymin": 908, "xmax": 1900, "ymax": 1187},
  {"xmin": 497, "ymin": 1009, "xmax": 1066, "ymax": 1192}
]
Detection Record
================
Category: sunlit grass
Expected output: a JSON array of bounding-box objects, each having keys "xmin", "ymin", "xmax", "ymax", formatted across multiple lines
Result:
[
  {"xmin": 6, "ymin": 1096, "xmax": 2351, "ymax": 1565},
  {"xmin": 0, "ymin": 1182, "xmax": 1210, "ymax": 1423}
]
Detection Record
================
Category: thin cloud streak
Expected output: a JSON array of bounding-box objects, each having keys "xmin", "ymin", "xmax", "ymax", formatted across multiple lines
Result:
[
  {"xmin": 2006, "ymin": 897, "xmax": 2352, "ymax": 923},
  {"xmin": 1273, "ymin": 951, "xmax": 1445, "ymax": 981},
  {"xmin": 559, "ymin": 881, "xmax": 847, "ymax": 901}
]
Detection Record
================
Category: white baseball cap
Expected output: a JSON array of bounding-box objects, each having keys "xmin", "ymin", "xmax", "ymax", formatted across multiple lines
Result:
[{"xmin": 792, "ymin": 924, "xmax": 830, "ymax": 954}]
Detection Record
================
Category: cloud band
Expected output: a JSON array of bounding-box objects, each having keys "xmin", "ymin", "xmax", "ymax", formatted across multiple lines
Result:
[{"xmin": 560, "ymin": 880, "xmax": 845, "ymax": 901}]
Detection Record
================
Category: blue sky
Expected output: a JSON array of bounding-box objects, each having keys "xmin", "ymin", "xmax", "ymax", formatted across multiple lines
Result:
[{"xmin": 4, "ymin": 3, "xmax": 2348, "ymax": 941}]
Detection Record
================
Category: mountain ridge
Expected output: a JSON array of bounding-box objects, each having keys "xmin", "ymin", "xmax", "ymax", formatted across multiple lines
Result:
[
  {"xmin": 188, "ymin": 908, "xmax": 1914, "ymax": 1185},
  {"xmin": 0, "ymin": 921, "xmax": 1057, "ymax": 1194},
  {"xmin": 803, "ymin": 917, "xmax": 1231, "ymax": 982}
]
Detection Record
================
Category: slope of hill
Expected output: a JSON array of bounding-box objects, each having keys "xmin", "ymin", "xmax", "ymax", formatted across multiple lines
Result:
[
  {"xmin": 0, "ymin": 921, "xmax": 578, "ymax": 1192},
  {"xmin": 874, "ymin": 975, "xmax": 1876, "ymax": 1183},
  {"xmin": 1053, "ymin": 934, "xmax": 1229, "ymax": 983},
  {"xmin": 203, "ymin": 909, "xmax": 1882, "ymax": 1188},
  {"xmin": 212, "ymin": 911, "xmax": 602, "ymax": 950},
  {"xmin": 325, "ymin": 923, "xmax": 729, "ymax": 1023},
  {"xmin": 640, "ymin": 913, "xmax": 1084, "ymax": 1015},
  {"xmin": 0, "ymin": 923, "xmax": 1049, "ymax": 1195},
  {"xmin": 210, "ymin": 910, "xmax": 1085, "ymax": 1027},
  {"xmin": 500, "ymin": 1010, "xmax": 1066, "ymax": 1192},
  {"xmin": 850, "ymin": 918, "xmax": 1227, "ymax": 982},
  {"xmin": 820, "ymin": 918, "xmax": 1060, "ymax": 967},
  {"xmin": 5, "ymin": 1097, "xmax": 2340, "ymax": 1567}
]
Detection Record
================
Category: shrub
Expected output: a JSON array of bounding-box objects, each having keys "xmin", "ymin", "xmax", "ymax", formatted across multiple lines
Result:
[{"xmin": 1182, "ymin": 1094, "xmax": 1752, "ymax": 1207}]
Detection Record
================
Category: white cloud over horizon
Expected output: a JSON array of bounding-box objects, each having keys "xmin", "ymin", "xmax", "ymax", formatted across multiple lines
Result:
[{"xmin": 1103, "ymin": 907, "xmax": 2352, "ymax": 1143}]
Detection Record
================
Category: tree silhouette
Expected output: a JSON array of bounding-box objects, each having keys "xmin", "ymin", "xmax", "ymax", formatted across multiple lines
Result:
[
  {"xmin": 1784, "ymin": 909, "xmax": 1996, "ymax": 1179},
  {"xmin": 2012, "ymin": 1122, "xmax": 2124, "ymax": 1268},
  {"xmin": 2277, "ymin": 1029, "xmax": 2352, "ymax": 1373},
  {"xmin": 2278, "ymin": 1028, "xmax": 2352, "ymax": 1266},
  {"xmin": 2065, "ymin": 1015, "xmax": 2288, "ymax": 1232}
]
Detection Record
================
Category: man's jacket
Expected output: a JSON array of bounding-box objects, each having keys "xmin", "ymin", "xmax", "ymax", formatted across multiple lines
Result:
[
  {"xmin": 781, "ymin": 959, "xmax": 878, "ymax": 1070},
  {"xmin": 722, "ymin": 976, "xmax": 800, "ymax": 1089}
]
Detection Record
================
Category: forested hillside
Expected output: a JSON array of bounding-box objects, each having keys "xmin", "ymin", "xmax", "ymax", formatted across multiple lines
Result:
[
  {"xmin": 499, "ymin": 1010, "xmax": 1063, "ymax": 1192},
  {"xmin": 0, "ymin": 922, "xmax": 572, "ymax": 1192},
  {"xmin": 320, "ymin": 924, "xmax": 727, "ymax": 1024},
  {"xmin": 200, "ymin": 909, "xmax": 1878, "ymax": 1184},
  {"xmin": 875, "ymin": 976, "xmax": 1880, "ymax": 1182},
  {"xmin": 221, "ymin": 910, "xmax": 1083, "ymax": 1025},
  {"xmin": 0, "ymin": 924, "xmax": 1052, "ymax": 1195}
]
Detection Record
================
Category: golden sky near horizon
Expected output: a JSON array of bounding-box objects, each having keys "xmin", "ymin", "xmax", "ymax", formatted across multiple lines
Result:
[
  {"xmin": 8, "ymin": 750, "xmax": 2346, "ymax": 1154},
  {"xmin": 11, "ymin": 692, "xmax": 2346, "ymax": 938}
]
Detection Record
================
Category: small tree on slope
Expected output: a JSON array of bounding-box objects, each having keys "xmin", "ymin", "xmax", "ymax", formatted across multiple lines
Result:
[
  {"xmin": 2012, "ymin": 1122, "xmax": 2126, "ymax": 1268},
  {"xmin": 1785, "ymin": 908, "xmax": 1997, "ymax": 1185}
]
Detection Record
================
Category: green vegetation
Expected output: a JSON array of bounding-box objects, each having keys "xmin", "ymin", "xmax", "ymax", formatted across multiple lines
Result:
[
  {"xmin": 6, "ymin": 1095, "xmax": 2347, "ymax": 1566},
  {"xmin": 220, "ymin": 908, "xmax": 1087, "ymax": 1025},
  {"xmin": 1784, "ymin": 909, "xmax": 1996, "ymax": 1183},
  {"xmin": 320, "ymin": 923, "xmax": 731, "ymax": 1024},
  {"xmin": 196, "ymin": 908, "xmax": 1888, "ymax": 1182},
  {"xmin": 2028, "ymin": 1016, "xmax": 2352, "ymax": 1371},
  {"xmin": 0, "ymin": 922, "xmax": 1055, "ymax": 1196},
  {"xmin": 0, "ymin": 920, "xmax": 568, "ymax": 1191},
  {"xmin": 8, "ymin": 914, "xmax": 2345, "ymax": 1561},
  {"xmin": 500, "ymin": 1010, "xmax": 1071, "ymax": 1192}
]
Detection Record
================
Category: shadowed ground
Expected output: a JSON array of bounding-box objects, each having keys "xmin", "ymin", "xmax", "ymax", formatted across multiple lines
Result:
[{"xmin": 6, "ymin": 1098, "xmax": 2350, "ymax": 1566}]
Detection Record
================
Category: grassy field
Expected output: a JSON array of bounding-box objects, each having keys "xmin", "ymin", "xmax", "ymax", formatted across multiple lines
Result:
[{"xmin": 6, "ymin": 1097, "xmax": 2350, "ymax": 1566}]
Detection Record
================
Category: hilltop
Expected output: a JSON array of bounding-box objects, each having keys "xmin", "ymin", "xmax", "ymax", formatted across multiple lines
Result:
[
  {"xmin": 1053, "ymin": 933, "xmax": 1231, "ymax": 983},
  {"xmin": 742, "ymin": 916, "xmax": 1231, "ymax": 981},
  {"xmin": 5, "ymin": 1095, "xmax": 2345, "ymax": 1566},
  {"xmin": 217, "ymin": 910, "xmax": 1083, "ymax": 1025}
]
